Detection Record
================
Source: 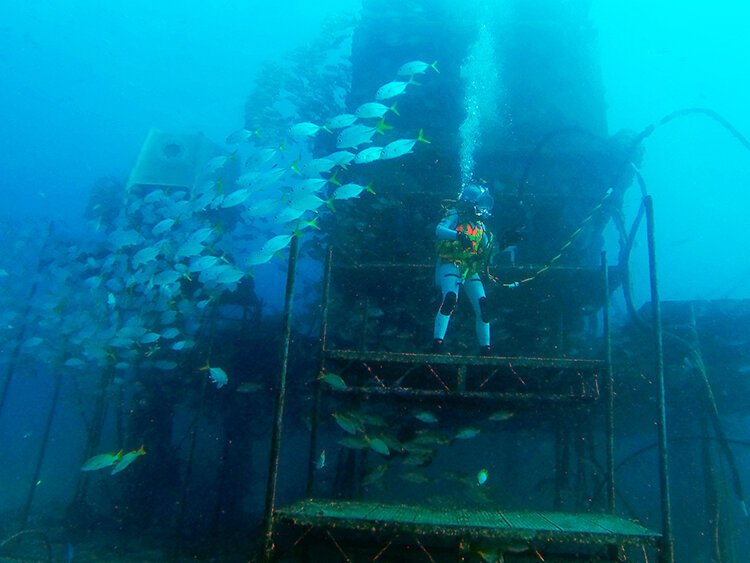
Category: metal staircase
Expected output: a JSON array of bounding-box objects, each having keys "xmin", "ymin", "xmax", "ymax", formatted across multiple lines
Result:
[{"xmin": 265, "ymin": 198, "xmax": 672, "ymax": 562}]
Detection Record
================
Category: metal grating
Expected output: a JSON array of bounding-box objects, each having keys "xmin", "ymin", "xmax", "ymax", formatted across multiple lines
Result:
[
  {"xmin": 320, "ymin": 349, "xmax": 603, "ymax": 403},
  {"xmin": 275, "ymin": 499, "xmax": 660, "ymax": 547},
  {"xmin": 324, "ymin": 349, "xmax": 605, "ymax": 369}
]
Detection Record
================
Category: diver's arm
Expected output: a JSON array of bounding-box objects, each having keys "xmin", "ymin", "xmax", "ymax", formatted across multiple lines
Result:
[
  {"xmin": 436, "ymin": 209, "xmax": 460, "ymax": 240},
  {"xmin": 478, "ymin": 230, "xmax": 499, "ymax": 282}
]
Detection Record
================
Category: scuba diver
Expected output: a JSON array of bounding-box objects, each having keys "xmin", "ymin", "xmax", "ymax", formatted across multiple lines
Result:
[{"xmin": 433, "ymin": 183, "xmax": 496, "ymax": 355}]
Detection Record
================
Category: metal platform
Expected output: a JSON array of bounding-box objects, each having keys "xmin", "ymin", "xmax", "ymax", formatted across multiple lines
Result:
[
  {"xmin": 321, "ymin": 349, "xmax": 604, "ymax": 403},
  {"xmin": 325, "ymin": 349, "xmax": 605, "ymax": 369},
  {"xmin": 275, "ymin": 498, "xmax": 660, "ymax": 547},
  {"xmin": 261, "ymin": 247, "xmax": 672, "ymax": 561}
]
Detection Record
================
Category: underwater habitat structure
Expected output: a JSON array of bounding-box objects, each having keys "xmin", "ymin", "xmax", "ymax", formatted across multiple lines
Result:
[{"xmin": 2, "ymin": 1, "xmax": 750, "ymax": 562}]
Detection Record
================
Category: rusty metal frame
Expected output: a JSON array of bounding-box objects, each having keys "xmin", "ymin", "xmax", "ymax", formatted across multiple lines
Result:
[{"xmin": 266, "ymin": 246, "xmax": 662, "ymax": 561}]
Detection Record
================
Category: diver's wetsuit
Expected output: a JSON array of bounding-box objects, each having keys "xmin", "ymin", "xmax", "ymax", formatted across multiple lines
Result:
[{"xmin": 433, "ymin": 206, "xmax": 492, "ymax": 349}]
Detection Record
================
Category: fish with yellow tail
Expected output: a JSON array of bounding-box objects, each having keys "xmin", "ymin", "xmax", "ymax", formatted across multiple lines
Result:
[
  {"xmin": 381, "ymin": 129, "xmax": 430, "ymax": 160},
  {"xmin": 200, "ymin": 360, "xmax": 229, "ymax": 389},
  {"xmin": 81, "ymin": 450, "xmax": 123, "ymax": 471},
  {"xmin": 397, "ymin": 60, "xmax": 439, "ymax": 77},
  {"xmin": 375, "ymin": 77, "xmax": 419, "ymax": 101},
  {"xmin": 111, "ymin": 446, "xmax": 146, "ymax": 475},
  {"xmin": 318, "ymin": 371, "xmax": 347, "ymax": 391}
]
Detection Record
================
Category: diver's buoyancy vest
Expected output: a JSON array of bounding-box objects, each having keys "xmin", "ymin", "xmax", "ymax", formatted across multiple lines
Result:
[{"xmin": 436, "ymin": 219, "xmax": 486, "ymax": 263}]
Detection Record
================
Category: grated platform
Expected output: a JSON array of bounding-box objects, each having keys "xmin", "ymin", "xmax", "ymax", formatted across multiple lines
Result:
[{"xmin": 275, "ymin": 498, "xmax": 660, "ymax": 547}]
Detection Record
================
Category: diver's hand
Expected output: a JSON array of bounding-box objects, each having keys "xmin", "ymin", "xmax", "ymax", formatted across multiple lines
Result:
[{"xmin": 456, "ymin": 232, "xmax": 473, "ymax": 249}]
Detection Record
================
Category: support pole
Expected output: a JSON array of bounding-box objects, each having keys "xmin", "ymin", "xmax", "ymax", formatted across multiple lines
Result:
[
  {"xmin": 71, "ymin": 370, "xmax": 112, "ymax": 509},
  {"xmin": 686, "ymin": 303, "xmax": 747, "ymax": 516},
  {"xmin": 262, "ymin": 236, "xmax": 300, "ymax": 561},
  {"xmin": 19, "ymin": 370, "xmax": 63, "ymax": 530},
  {"xmin": 553, "ymin": 422, "xmax": 566, "ymax": 510},
  {"xmin": 645, "ymin": 196, "xmax": 675, "ymax": 563},
  {"xmin": 0, "ymin": 222, "xmax": 53, "ymax": 416},
  {"xmin": 306, "ymin": 246, "xmax": 333, "ymax": 496},
  {"xmin": 601, "ymin": 252, "xmax": 615, "ymax": 514},
  {"xmin": 173, "ymin": 376, "xmax": 208, "ymax": 561},
  {"xmin": 700, "ymin": 413, "xmax": 722, "ymax": 563},
  {"xmin": 602, "ymin": 252, "xmax": 618, "ymax": 562}
]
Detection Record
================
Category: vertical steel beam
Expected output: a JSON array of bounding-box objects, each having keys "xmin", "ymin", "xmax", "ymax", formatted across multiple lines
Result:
[
  {"xmin": 601, "ymin": 252, "xmax": 615, "ymax": 515},
  {"xmin": 306, "ymin": 247, "xmax": 333, "ymax": 495},
  {"xmin": 19, "ymin": 370, "xmax": 63, "ymax": 530},
  {"xmin": 0, "ymin": 222, "xmax": 53, "ymax": 416},
  {"xmin": 645, "ymin": 196, "xmax": 674, "ymax": 563},
  {"xmin": 262, "ymin": 235, "xmax": 300, "ymax": 561}
]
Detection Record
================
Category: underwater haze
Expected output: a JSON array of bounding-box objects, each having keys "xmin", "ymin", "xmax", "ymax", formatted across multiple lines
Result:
[
  {"xmin": 1, "ymin": 1, "xmax": 750, "ymax": 562},
  {"xmin": 593, "ymin": 0, "xmax": 750, "ymax": 302},
  {"xmin": 0, "ymin": 0, "xmax": 358, "ymax": 220},
  {"xmin": 0, "ymin": 1, "xmax": 748, "ymax": 300}
]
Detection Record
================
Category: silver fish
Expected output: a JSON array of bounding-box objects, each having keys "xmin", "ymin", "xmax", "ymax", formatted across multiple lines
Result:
[
  {"xmin": 292, "ymin": 158, "xmax": 337, "ymax": 177},
  {"xmin": 381, "ymin": 129, "xmax": 430, "ymax": 160},
  {"xmin": 246, "ymin": 251, "xmax": 274, "ymax": 267},
  {"xmin": 151, "ymin": 219, "xmax": 175, "ymax": 236},
  {"xmin": 414, "ymin": 411, "xmax": 438, "ymax": 424},
  {"xmin": 161, "ymin": 327, "xmax": 180, "ymax": 339},
  {"xmin": 215, "ymin": 268, "xmax": 244, "ymax": 284},
  {"xmin": 324, "ymin": 150, "xmax": 356, "ymax": 168},
  {"xmin": 221, "ymin": 188, "xmax": 252, "ymax": 208},
  {"xmin": 289, "ymin": 122, "xmax": 329, "ymax": 139},
  {"xmin": 152, "ymin": 270, "xmax": 181, "ymax": 286},
  {"xmin": 261, "ymin": 234, "xmax": 293, "ymax": 254},
  {"xmin": 132, "ymin": 245, "xmax": 161, "ymax": 268},
  {"xmin": 81, "ymin": 451, "xmax": 123, "ymax": 471},
  {"xmin": 326, "ymin": 113, "xmax": 358, "ymax": 129},
  {"xmin": 209, "ymin": 367, "xmax": 228, "ymax": 388},
  {"xmin": 274, "ymin": 207, "xmax": 306, "ymax": 224},
  {"xmin": 375, "ymin": 79, "xmax": 415, "ymax": 101},
  {"xmin": 188, "ymin": 255, "xmax": 220, "ymax": 273},
  {"xmin": 225, "ymin": 128, "xmax": 253, "ymax": 144},
  {"xmin": 111, "ymin": 446, "xmax": 145, "ymax": 475},
  {"xmin": 333, "ymin": 182, "xmax": 375, "ymax": 200},
  {"xmin": 175, "ymin": 240, "xmax": 205, "ymax": 258},
  {"xmin": 397, "ymin": 60, "xmax": 439, "ymax": 76},
  {"xmin": 456, "ymin": 427, "xmax": 481, "ymax": 440},
  {"xmin": 188, "ymin": 227, "xmax": 214, "ymax": 245},
  {"xmin": 288, "ymin": 193, "xmax": 328, "ymax": 213},
  {"xmin": 353, "ymin": 147, "xmax": 384, "ymax": 164},
  {"xmin": 368, "ymin": 437, "xmax": 390, "ymax": 456},
  {"xmin": 354, "ymin": 101, "xmax": 399, "ymax": 119},
  {"xmin": 336, "ymin": 125, "xmax": 377, "ymax": 149}
]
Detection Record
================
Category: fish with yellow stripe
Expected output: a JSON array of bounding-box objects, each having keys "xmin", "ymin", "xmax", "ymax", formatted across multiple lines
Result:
[
  {"xmin": 81, "ymin": 451, "xmax": 123, "ymax": 471},
  {"xmin": 111, "ymin": 446, "xmax": 146, "ymax": 475},
  {"xmin": 80, "ymin": 446, "xmax": 146, "ymax": 475}
]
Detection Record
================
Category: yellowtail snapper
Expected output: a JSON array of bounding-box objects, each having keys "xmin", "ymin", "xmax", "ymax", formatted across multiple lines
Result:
[{"xmin": 111, "ymin": 446, "xmax": 146, "ymax": 475}]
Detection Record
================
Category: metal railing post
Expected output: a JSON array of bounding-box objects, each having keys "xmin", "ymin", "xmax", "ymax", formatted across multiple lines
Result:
[
  {"xmin": 262, "ymin": 235, "xmax": 300, "ymax": 561},
  {"xmin": 306, "ymin": 247, "xmax": 333, "ymax": 495},
  {"xmin": 601, "ymin": 252, "xmax": 615, "ymax": 515},
  {"xmin": 645, "ymin": 196, "xmax": 674, "ymax": 563}
]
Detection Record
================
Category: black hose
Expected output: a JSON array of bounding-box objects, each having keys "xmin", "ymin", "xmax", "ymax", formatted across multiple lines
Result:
[
  {"xmin": 680, "ymin": 319, "xmax": 748, "ymax": 517},
  {"xmin": 655, "ymin": 107, "xmax": 750, "ymax": 152},
  {"xmin": 510, "ymin": 107, "xmax": 750, "ymax": 527},
  {"xmin": 611, "ymin": 163, "xmax": 651, "ymax": 331},
  {"xmin": 516, "ymin": 107, "xmax": 750, "ymax": 245},
  {"xmin": 613, "ymin": 110, "xmax": 750, "ymax": 516}
]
